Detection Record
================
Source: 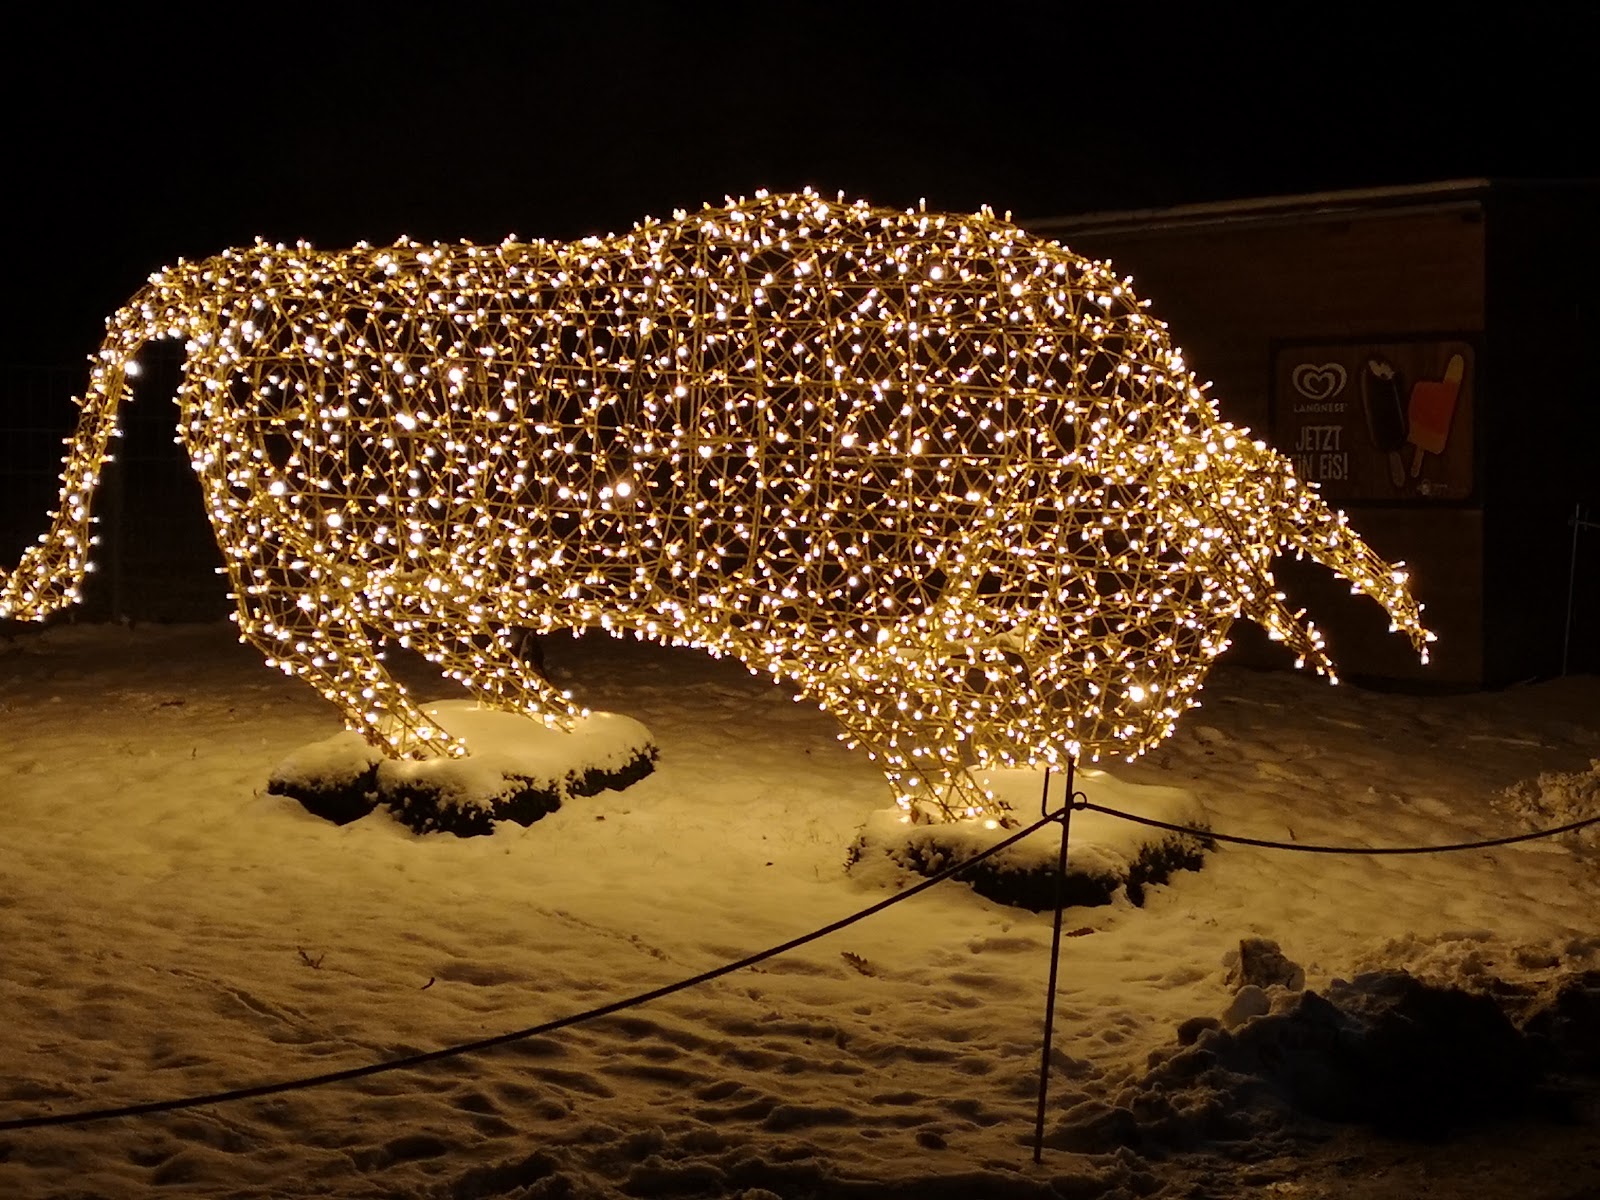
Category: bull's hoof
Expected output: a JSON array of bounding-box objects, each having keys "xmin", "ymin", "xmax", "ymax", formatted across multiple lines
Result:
[
  {"xmin": 844, "ymin": 768, "xmax": 1212, "ymax": 910},
  {"xmin": 267, "ymin": 702, "xmax": 657, "ymax": 837}
]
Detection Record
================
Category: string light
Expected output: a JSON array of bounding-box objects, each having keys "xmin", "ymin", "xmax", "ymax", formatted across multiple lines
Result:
[{"xmin": 0, "ymin": 190, "xmax": 1431, "ymax": 822}]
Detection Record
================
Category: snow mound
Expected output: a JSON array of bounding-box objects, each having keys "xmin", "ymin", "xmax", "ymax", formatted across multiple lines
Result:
[
  {"xmin": 1051, "ymin": 966, "xmax": 1590, "ymax": 1155},
  {"xmin": 1497, "ymin": 757, "xmax": 1600, "ymax": 851},
  {"xmin": 847, "ymin": 767, "xmax": 1211, "ymax": 909},
  {"xmin": 268, "ymin": 701, "xmax": 658, "ymax": 835}
]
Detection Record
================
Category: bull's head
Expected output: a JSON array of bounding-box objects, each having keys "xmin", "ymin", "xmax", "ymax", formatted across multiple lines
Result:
[{"xmin": 819, "ymin": 418, "xmax": 1430, "ymax": 822}]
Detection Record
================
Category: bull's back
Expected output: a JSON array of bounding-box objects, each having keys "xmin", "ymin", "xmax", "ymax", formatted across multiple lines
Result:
[{"xmin": 177, "ymin": 207, "xmax": 1146, "ymax": 631}]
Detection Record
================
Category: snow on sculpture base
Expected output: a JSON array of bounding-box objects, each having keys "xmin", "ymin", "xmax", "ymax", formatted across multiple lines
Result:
[
  {"xmin": 267, "ymin": 701, "xmax": 658, "ymax": 837},
  {"xmin": 846, "ymin": 768, "xmax": 1212, "ymax": 910}
]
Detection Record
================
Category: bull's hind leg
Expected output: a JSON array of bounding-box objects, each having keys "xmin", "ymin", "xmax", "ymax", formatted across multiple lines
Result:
[
  {"xmin": 400, "ymin": 622, "xmax": 585, "ymax": 731},
  {"xmin": 233, "ymin": 591, "xmax": 462, "ymax": 758}
]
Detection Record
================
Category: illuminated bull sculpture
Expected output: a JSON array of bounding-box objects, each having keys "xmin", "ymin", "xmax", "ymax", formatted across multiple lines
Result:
[{"xmin": 0, "ymin": 190, "xmax": 1431, "ymax": 821}]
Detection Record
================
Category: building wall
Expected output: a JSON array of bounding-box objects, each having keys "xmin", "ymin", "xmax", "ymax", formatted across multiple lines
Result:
[
  {"xmin": 1481, "ymin": 186, "xmax": 1600, "ymax": 679},
  {"xmin": 1036, "ymin": 206, "xmax": 1490, "ymax": 684}
]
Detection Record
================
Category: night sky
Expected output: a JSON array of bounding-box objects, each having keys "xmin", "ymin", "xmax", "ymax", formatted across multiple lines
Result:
[{"xmin": 4, "ymin": 5, "xmax": 1594, "ymax": 368}]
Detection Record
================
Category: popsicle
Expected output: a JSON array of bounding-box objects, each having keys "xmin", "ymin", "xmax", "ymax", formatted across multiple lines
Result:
[
  {"xmin": 1360, "ymin": 356, "xmax": 1408, "ymax": 488},
  {"xmin": 1408, "ymin": 354, "xmax": 1464, "ymax": 478}
]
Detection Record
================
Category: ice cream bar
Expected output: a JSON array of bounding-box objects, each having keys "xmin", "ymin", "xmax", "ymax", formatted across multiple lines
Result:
[
  {"xmin": 1360, "ymin": 357, "xmax": 1408, "ymax": 488},
  {"xmin": 1408, "ymin": 354, "xmax": 1464, "ymax": 477}
]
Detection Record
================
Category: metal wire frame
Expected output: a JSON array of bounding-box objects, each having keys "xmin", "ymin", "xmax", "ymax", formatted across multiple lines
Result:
[{"xmin": 0, "ymin": 190, "xmax": 1431, "ymax": 821}]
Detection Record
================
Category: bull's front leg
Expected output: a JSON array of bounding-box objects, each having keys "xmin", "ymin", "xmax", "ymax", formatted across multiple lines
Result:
[
  {"xmin": 824, "ymin": 690, "xmax": 1007, "ymax": 824},
  {"xmin": 400, "ymin": 619, "xmax": 586, "ymax": 731}
]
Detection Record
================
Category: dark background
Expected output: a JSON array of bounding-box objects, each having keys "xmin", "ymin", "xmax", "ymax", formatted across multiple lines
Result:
[
  {"xmin": 0, "ymin": 2, "xmax": 1595, "ymax": 645},
  {"xmin": 3, "ymin": 3, "xmax": 1594, "ymax": 368}
]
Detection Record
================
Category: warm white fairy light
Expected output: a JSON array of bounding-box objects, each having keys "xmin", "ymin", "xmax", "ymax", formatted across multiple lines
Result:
[{"xmin": 0, "ymin": 190, "xmax": 1431, "ymax": 822}]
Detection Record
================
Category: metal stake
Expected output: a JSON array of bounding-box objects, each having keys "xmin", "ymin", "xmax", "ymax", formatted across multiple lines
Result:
[
  {"xmin": 1032, "ymin": 756, "xmax": 1076, "ymax": 1164},
  {"xmin": 1563, "ymin": 502, "xmax": 1594, "ymax": 677}
]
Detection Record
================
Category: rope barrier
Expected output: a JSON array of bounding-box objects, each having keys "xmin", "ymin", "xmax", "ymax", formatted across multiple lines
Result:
[
  {"xmin": 2, "ymin": 800, "xmax": 1592, "ymax": 1134},
  {"xmin": 1076, "ymin": 801, "xmax": 1599, "ymax": 855},
  {"xmin": 0, "ymin": 810, "xmax": 1060, "ymax": 1132}
]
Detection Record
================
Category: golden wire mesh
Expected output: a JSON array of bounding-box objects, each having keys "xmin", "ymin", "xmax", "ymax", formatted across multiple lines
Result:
[{"xmin": 1, "ymin": 190, "xmax": 1430, "ymax": 821}]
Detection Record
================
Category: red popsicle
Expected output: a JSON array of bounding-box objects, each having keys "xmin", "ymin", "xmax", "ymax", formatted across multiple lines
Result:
[{"xmin": 1408, "ymin": 354, "xmax": 1464, "ymax": 477}]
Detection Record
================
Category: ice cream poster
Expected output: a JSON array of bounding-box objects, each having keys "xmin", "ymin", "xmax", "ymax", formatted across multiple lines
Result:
[{"xmin": 1271, "ymin": 338, "xmax": 1475, "ymax": 502}]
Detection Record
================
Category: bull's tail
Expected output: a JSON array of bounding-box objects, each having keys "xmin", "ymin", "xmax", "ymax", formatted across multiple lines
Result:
[
  {"xmin": 1234, "ymin": 441, "xmax": 1433, "ymax": 679},
  {"xmin": 0, "ymin": 280, "xmax": 174, "ymax": 621}
]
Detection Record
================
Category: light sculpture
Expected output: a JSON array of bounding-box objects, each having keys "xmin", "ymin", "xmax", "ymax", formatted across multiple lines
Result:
[{"xmin": 0, "ymin": 190, "xmax": 1431, "ymax": 822}]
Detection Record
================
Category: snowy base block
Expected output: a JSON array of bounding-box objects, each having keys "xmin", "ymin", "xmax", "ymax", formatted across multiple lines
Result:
[
  {"xmin": 846, "ymin": 768, "xmax": 1212, "ymax": 910},
  {"xmin": 267, "ymin": 701, "xmax": 658, "ymax": 836}
]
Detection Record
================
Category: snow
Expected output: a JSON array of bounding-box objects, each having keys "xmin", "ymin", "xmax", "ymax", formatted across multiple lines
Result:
[
  {"xmin": 1498, "ymin": 757, "xmax": 1600, "ymax": 851},
  {"xmin": 0, "ymin": 622, "xmax": 1597, "ymax": 1198},
  {"xmin": 272, "ymin": 702, "xmax": 656, "ymax": 818},
  {"xmin": 848, "ymin": 773, "xmax": 1209, "ymax": 907}
]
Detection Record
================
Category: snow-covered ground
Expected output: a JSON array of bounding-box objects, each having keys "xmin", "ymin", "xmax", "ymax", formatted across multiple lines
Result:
[{"xmin": 1, "ymin": 622, "xmax": 1596, "ymax": 1199}]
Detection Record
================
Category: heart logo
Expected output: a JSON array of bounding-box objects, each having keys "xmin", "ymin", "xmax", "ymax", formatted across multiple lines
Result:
[{"xmin": 1292, "ymin": 362, "xmax": 1348, "ymax": 402}]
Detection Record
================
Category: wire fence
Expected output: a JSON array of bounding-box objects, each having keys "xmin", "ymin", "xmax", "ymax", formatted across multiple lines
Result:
[
  {"xmin": 1, "ymin": 355, "xmax": 228, "ymax": 623},
  {"xmin": 0, "ymin": 364, "xmax": 81, "ymax": 561}
]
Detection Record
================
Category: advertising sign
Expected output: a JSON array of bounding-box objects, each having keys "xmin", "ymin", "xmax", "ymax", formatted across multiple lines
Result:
[{"xmin": 1271, "ymin": 337, "xmax": 1475, "ymax": 503}]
